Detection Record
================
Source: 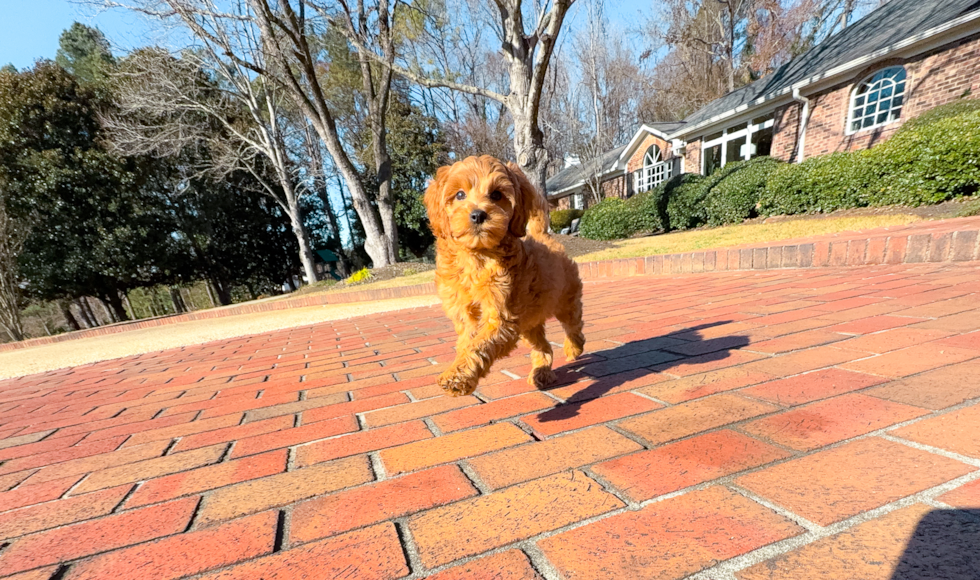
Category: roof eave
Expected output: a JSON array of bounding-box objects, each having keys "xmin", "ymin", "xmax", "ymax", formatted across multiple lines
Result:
[
  {"xmin": 546, "ymin": 166, "xmax": 626, "ymax": 199},
  {"xmin": 669, "ymin": 8, "xmax": 980, "ymax": 140},
  {"xmin": 617, "ymin": 124, "xmax": 676, "ymax": 165}
]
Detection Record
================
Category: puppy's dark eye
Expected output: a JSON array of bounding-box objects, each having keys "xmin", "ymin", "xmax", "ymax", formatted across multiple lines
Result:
[
  {"xmin": 490, "ymin": 190, "xmax": 502, "ymax": 201},
  {"xmin": 455, "ymin": 191, "xmax": 466, "ymax": 201}
]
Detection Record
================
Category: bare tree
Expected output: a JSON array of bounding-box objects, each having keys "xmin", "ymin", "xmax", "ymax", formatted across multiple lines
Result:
[
  {"xmin": 104, "ymin": 48, "xmax": 321, "ymax": 285},
  {"xmin": 0, "ymin": 194, "xmax": 27, "ymax": 342},
  {"xmin": 350, "ymin": 0, "xmax": 576, "ymax": 196},
  {"xmin": 101, "ymin": 0, "xmax": 399, "ymax": 268},
  {"xmin": 311, "ymin": 0, "xmax": 400, "ymax": 260}
]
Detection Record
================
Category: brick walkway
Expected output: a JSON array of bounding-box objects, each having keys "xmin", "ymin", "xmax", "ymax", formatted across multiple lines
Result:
[{"xmin": 1, "ymin": 263, "xmax": 979, "ymax": 579}]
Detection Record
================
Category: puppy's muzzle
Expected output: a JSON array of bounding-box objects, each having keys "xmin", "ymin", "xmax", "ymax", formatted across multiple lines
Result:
[{"xmin": 470, "ymin": 209, "xmax": 488, "ymax": 225}]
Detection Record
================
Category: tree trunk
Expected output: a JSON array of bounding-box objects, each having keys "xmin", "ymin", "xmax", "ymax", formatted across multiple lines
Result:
[
  {"xmin": 512, "ymin": 109, "xmax": 551, "ymax": 203},
  {"xmin": 60, "ymin": 301, "xmax": 82, "ymax": 332},
  {"xmin": 304, "ymin": 128, "xmax": 352, "ymax": 276},
  {"xmin": 170, "ymin": 287, "xmax": 186, "ymax": 313},
  {"xmin": 122, "ymin": 293, "xmax": 136, "ymax": 320},
  {"xmin": 210, "ymin": 279, "xmax": 232, "ymax": 306},
  {"xmin": 204, "ymin": 281, "xmax": 217, "ymax": 308},
  {"xmin": 105, "ymin": 292, "xmax": 130, "ymax": 322},
  {"xmin": 359, "ymin": 49, "xmax": 399, "ymax": 262},
  {"xmin": 0, "ymin": 291, "xmax": 24, "ymax": 342},
  {"xmin": 306, "ymin": 114, "xmax": 395, "ymax": 268},
  {"xmin": 286, "ymin": 202, "xmax": 319, "ymax": 286},
  {"xmin": 372, "ymin": 132, "xmax": 399, "ymax": 262},
  {"xmin": 78, "ymin": 298, "xmax": 98, "ymax": 328},
  {"xmin": 181, "ymin": 287, "xmax": 193, "ymax": 311}
]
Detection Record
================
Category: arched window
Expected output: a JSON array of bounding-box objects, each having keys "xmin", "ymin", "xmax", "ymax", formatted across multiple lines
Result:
[
  {"xmin": 634, "ymin": 144, "xmax": 671, "ymax": 193},
  {"xmin": 849, "ymin": 66, "xmax": 906, "ymax": 133},
  {"xmin": 644, "ymin": 145, "xmax": 663, "ymax": 167}
]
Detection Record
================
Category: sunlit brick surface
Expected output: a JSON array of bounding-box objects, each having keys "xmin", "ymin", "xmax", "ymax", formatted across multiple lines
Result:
[{"xmin": 1, "ymin": 262, "xmax": 980, "ymax": 578}]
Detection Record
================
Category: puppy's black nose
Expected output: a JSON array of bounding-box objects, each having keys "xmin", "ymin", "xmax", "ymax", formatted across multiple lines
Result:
[{"xmin": 470, "ymin": 209, "xmax": 488, "ymax": 224}]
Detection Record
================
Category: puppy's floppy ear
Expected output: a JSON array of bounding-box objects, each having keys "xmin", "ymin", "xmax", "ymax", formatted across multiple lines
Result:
[
  {"xmin": 505, "ymin": 162, "xmax": 545, "ymax": 237},
  {"xmin": 424, "ymin": 165, "xmax": 452, "ymax": 238}
]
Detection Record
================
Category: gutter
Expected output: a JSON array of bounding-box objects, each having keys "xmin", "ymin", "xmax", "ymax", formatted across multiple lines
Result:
[
  {"xmin": 667, "ymin": 7, "xmax": 980, "ymax": 140},
  {"xmin": 792, "ymin": 88, "xmax": 810, "ymax": 164}
]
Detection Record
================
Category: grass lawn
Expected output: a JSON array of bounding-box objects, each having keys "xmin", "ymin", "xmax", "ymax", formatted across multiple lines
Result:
[{"xmin": 573, "ymin": 214, "xmax": 921, "ymax": 262}]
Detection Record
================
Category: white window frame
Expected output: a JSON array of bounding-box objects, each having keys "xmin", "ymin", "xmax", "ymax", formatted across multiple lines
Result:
[
  {"xmin": 847, "ymin": 66, "xmax": 907, "ymax": 135},
  {"xmin": 700, "ymin": 114, "xmax": 775, "ymax": 174},
  {"xmin": 570, "ymin": 193, "xmax": 584, "ymax": 210},
  {"xmin": 633, "ymin": 145, "xmax": 672, "ymax": 192}
]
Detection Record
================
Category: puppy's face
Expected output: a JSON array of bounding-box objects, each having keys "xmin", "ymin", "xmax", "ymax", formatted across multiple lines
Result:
[{"xmin": 424, "ymin": 156, "xmax": 528, "ymax": 250}]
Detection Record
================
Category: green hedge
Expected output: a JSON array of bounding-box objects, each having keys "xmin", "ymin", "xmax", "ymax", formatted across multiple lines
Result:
[
  {"xmin": 759, "ymin": 151, "xmax": 872, "ymax": 215},
  {"xmin": 703, "ymin": 157, "xmax": 784, "ymax": 225},
  {"xmin": 578, "ymin": 198, "xmax": 635, "ymax": 240},
  {"xmin": 578, "ymin": 185, "xmax": 669, "ymax": 241},
  {"xmin": 578, "ymin": 158, "xmax": 782, "ymax": 239},
  {"xmin": 550, "ymin": 209, "xmax": 584, "ymax": 232}
]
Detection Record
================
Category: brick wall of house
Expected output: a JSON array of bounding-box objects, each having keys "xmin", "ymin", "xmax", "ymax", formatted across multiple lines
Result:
[
  {"xmin": 771, "ymin": 102, "xmax": 801, "ymax": 162},
  {"xmin": 683, "ymin": 138, "xmax": 701, "ymax": 174},
  {"xmin": 601, "ymin": 175, "xmax": 627, "ymax": 199},
  {"xmin": 803, "ymin": 32, "xmax": 980, "ymax": 158}
]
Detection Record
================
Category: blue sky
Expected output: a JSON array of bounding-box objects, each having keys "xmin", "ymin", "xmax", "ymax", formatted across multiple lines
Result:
[
  {"xmin": 2, "ymin": 0, "xmax": 651, "ymax": 70},
  {"xmin": 1, "ymin": 1, "xmax": 161, "ymax": 69}
]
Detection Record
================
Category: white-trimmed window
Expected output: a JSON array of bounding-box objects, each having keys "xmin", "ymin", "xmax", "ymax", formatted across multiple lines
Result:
[
  {"xmin": 571, "ymin": 193, "xmax": 584, "ymax": 210},
  {"xmin": 700, "ymin": 114, "xmax": 775, "ymax": 175},
  {"xmin": 633, "ymin": 145, "xmax": 672, "ymax": 192},
  {"xmin": 848, "ymin": 66, "xmax": 906, "ymax": 133}
]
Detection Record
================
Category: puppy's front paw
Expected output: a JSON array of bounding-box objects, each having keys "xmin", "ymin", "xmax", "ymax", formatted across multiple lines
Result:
[
  {"xmin": 438, "ymin": 369, "xmax": 478, "ymax": 397},
  {"xmin": 528, "ymin": 366, "xmax": 557, "ymax": 389}
]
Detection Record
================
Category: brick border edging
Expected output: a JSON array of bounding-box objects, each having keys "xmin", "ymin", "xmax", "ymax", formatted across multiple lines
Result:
[
  {"xmin": 576, "ymin": 227, "xmax": 980, "ymax": 279},
  {"xmin": 4, "ymin": 224, "xmax": 979, "ymax": 353}
]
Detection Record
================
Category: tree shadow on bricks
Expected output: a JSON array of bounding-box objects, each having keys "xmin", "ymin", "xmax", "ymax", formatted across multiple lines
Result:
[
  {"xmin": 890, "ymin": 508, "xmax": 980, "ymax": 579},
  {"xmin": 535, "ymin": 322, "xmax": 750, "ymax": 422}
]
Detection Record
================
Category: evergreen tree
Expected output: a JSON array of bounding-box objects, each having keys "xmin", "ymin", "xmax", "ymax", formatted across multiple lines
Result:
[
  {"xmin": 0, "ymin": 62, "xmax": 177, "ymax": 320},
  {"xmin": 55, "ymin": 22, "xmax": 115, "ymax": 86}
]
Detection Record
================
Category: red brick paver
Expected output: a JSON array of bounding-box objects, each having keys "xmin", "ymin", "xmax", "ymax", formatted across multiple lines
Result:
[{"xmin": 1, "ymin": 261, "xmax": 980, "ymax": 579}]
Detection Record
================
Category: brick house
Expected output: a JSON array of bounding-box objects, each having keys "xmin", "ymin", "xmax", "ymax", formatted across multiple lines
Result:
[{"xmin": 547, "ymin": 0, "xmax": 980, "ymax": 206}]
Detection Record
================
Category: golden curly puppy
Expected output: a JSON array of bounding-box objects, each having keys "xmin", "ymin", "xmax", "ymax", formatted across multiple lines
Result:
[{"xmin": 424, "ymin": 155, "xmax": 585, "ymax": 396}]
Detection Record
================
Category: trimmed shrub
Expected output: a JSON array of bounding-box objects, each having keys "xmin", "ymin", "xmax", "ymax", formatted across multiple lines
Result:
[
  {"xmin": 623, "ymin": 189, "xmax": 667, "ymax": 232},
  {"xmin": 862, "ymin": 103, "xmax": 980, "ymax": 205},
  {"xmin": 760, "ymin": 151, "xmax": 872, "ymax": 215},
  {"xmin": 665, "ymin": 172, "xmax": 712, "ymax": 230},
  {"xmin": 578, "ymin": 198, "xmax": 635, "ymax": 240},
  {"xmin": 703, "ymin": 156, "xmax": 783, "ymax": 226},
  {"xmin": 550, "ymin": 208, "xmax": 584, "ymax": 232},
  {"xmin": 579, "ymin": 185, "xmax": 670, "ymax": 240},
  {"xmin": 900, "ymin": 97, "xmax": 980, "ymax": 130}
]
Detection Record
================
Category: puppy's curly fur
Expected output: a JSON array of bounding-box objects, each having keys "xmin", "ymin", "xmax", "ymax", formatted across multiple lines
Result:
[{"xmin": 424, "ymin": 155, "xmax": 585, "ymax": 396}]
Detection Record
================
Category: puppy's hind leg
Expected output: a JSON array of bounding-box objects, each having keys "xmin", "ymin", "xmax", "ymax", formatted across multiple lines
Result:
[
  {"xmin": 522, "ymin": 324, "xmax": 556, "ymax": 388},
  {"xmin": 556, "ymin": 279, "xmax": 585, "ymax": 362}
]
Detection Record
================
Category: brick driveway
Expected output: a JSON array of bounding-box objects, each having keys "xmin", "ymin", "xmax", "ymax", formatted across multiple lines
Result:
[{"xmin": 1, "ymin": 263, "xmax": 979, "ymax": 580}]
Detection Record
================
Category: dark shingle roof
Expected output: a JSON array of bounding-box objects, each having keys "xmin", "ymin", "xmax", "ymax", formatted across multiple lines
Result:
[
  {"xmin": 545, "ymin": 164, "xmax": 585, "ymax": 195},
  {"xmin": 678, "ymin": 0, "xmax": 980, "ymax": 132},
  {"xmin": 545, "ymin": 144, "xmax": 627, "ymax": 196},
  {"xmin": 648, "ymin": 121, "xmax": 687, "ymax": 135}
]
